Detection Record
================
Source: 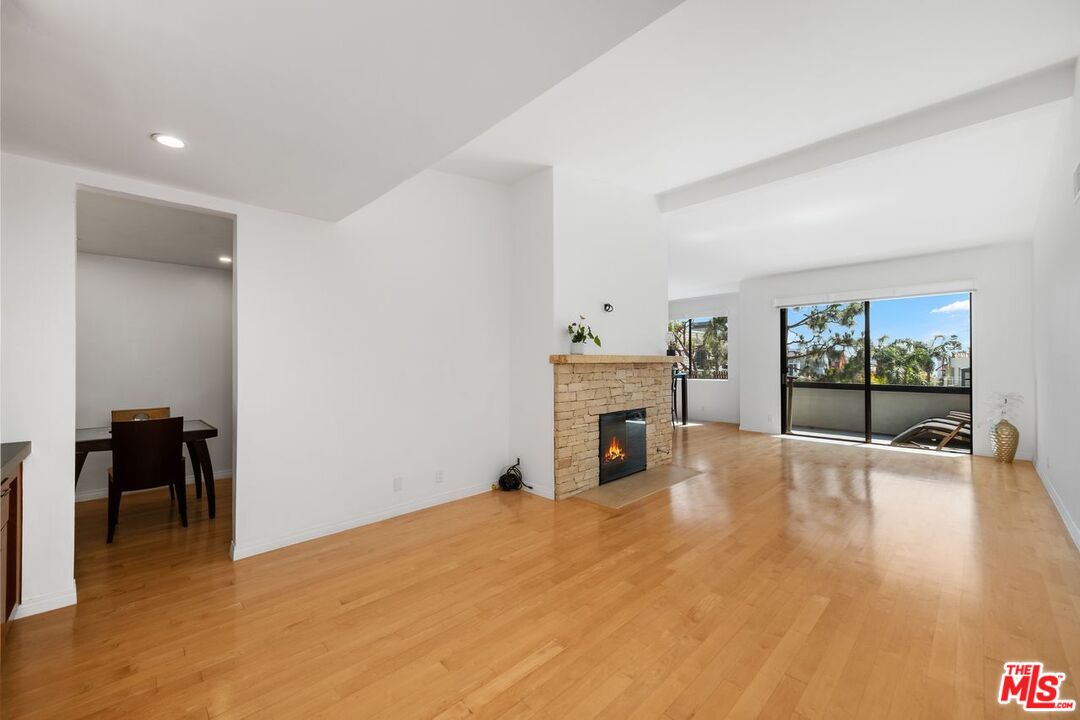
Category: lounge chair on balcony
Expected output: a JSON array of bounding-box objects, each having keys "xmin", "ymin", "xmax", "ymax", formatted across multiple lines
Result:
[{"xmin": 891, "ymin": 413, "xmax": 971, "ymax": 451}]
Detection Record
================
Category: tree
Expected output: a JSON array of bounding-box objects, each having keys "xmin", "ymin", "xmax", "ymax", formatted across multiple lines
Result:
[
  {"xmin": 785, "ymin": 304, "xmax": 962, "ymax": 386},
  {"xmin": 785, "ymin": 303, "xmax": 863, "ymax": 381},
  {"xmin": 669, "ymin": 317, "xmax": 728, "ymax": 378},
  {"xmin": 871, "ymin": 334, "xmax": 962, "ymax": 386},
  {"xmin": 668, "ymin": 320, "xmax": 690, "ymax": 374},
  {"xmin": 696, "ymin": 316, "xmax": 728, "ymax": 376}
]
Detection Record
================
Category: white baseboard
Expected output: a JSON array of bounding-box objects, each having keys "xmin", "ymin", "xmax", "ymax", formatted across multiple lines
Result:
[
  {"xmin": 1035, "ymin": 464, "xmax": 1080, "ymax": 552},
  {"xmin": 524, "ymin": 485, "xmax": 555, "ymax": 501},
  {"xmin": 75, "ymin": 469, "xmax": 232, "ymax": 502},
  {"xmin": 12, "ymin": 581, "xmax": 78, "ymax": 619},
  {"xmin": 231, "ymin": 482, "xmax": 491, "ymax": 561}
]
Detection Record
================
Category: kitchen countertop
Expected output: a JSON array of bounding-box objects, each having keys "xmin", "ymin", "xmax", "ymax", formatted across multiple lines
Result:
[{"xmin": 1, "ymin": 441, "xmax": 31, "ymax": 481}]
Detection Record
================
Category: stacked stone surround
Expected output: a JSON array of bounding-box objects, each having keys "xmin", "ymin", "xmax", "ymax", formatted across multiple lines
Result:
[{"xmin": 551, "ymin": 355, "xmax": 676, "ymax": 499}]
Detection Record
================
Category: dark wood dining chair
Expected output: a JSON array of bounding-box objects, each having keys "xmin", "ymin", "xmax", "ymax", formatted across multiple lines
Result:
[
  {"xmin": 107, "ymin": 416, "xmax": 187, "ymax": 543},
  {"xmin": 107, "ymin": 407, "xmax": 210, "ymax": 505},
  {"xmin": 111, "ymin": 406, "xmax": 170, "ymax": 422},
  {"xmin": 110, "ymin": 407, "xmax": 179, "ymax": 498}
]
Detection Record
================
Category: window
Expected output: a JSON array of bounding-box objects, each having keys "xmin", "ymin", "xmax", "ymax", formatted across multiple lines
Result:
[
  {"xmin": 785, "ymin": 303, "xmax": 865, "ymax": 384},
  {"xmin": 780, "ymin": 292, "xmax": 972, "ymax": 453},
  {"xmin": 869, "ymin": 293, "xmax": 971, "ymax": 388},
  {"xmin": 783, "ymin": 295, "xmax": 971, "ymax": 387},
  {"xmin": 668, "ymin": 317, "xmax": 728, "ymax": 379}
]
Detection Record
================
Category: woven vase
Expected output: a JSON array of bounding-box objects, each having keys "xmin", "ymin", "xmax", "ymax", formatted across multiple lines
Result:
[{"xmin": 992, "ymin": 419, "xmax": 1019, "ymax": 463}]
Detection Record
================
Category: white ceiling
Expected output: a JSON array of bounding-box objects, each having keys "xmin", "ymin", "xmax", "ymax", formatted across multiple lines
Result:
[
  {"xmin": 434, "ymin": 0, "xmax": 1079, "ymax": 299},
  {"xmin": 77, "ymin": 190, "xmax": 235, "ymax": 270},
  {"xmin": 665, "ymin": 101, "xmax": 1067, "ymax": 299},
  {"xmin": 9, "ymin": 1, "xmax": 1078, "ymax": 294},
  {"xmin": 1, "ymin": 0, "xmax": 682, "ymax": 220},
  {"xmin": 437, "ymin": 0, "xmax": 1080, "ymax": 191}
]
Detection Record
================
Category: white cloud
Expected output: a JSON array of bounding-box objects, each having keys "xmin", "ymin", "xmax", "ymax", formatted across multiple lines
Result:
[{"xmin": 931, "ymin": 299, "xmax": 970, "ymax": 314}]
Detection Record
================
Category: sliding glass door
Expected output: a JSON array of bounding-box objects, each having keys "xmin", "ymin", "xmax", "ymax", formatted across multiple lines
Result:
[
  {"xmin": 782, "ymin": 302, "xmax": 868, "ymax": 442},
  {"xmin": 781, "ymin": 293, "xmax": 972, "ymax": 453}
]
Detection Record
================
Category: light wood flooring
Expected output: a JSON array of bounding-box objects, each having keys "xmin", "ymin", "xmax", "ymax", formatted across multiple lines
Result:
[{"xmin": 2, "ymin": 423, "xmax": 1079, "ymax": 718}]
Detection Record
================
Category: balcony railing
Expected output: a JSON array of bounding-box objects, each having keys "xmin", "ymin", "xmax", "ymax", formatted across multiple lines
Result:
[
  {"xmin": 788, "ymin": 382, "xmax": 971, "ymax": 437},
  {"xmin": 677, "ymin": 368, "xmax": 729, "ymax": 380}
]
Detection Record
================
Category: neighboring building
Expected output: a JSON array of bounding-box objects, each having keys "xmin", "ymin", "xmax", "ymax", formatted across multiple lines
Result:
[{"xmin": 940, "ymin": 351, "xmax": 971, "ymax": 387}]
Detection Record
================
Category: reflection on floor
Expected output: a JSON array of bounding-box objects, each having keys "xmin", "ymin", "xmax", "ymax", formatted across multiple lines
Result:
[
  {"xmin": 74, "ymin": 476, "xmax": 233, "ymax": 569},
  {"xmin": 792, "ymin": 426, "xmax": 971, "ymax": 454},
  {"xmin": 792, "ymin": 426, "xmax": 896, "ymax": 444},
  {"xmin": 2, "ymin": 424, "xmax": 1078, "ymax": 718}
]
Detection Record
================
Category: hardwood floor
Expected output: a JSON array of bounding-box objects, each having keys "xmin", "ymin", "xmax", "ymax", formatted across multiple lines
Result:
[{"xmin": 3, "ymin": 423, "xmax": 1079, "ymax": 718}]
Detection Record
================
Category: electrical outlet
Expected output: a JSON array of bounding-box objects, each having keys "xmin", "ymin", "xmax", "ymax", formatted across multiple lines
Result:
[
  {"xmin": 435, "ymin": 470, "xmax": 444, "ymax": 484},
  {"xmin": 767, "ymin": 413, "xmax": 775, "ymax": 425},
  {"xmin": 393, "ymin": 476, "xmax": 403, "ymax": 492}
]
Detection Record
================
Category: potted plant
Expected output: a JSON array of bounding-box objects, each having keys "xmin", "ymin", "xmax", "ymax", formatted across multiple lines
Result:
[
  {"xmin": 567, "ymin": 315, "xmax": 601, "ymax": 355},
  {"xmin": 987, "ymin": 392, "xmax": 1023, "ymax": 463}
]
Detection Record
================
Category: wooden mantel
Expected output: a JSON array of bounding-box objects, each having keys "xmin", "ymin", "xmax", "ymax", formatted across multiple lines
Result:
[{"xmin": 549, "ymin": 354, "xmax": 677, "ymax": 365}]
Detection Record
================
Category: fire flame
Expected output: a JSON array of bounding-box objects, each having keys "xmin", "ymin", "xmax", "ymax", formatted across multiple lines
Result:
[{"xmin": 604, "ymin": 436, "xmax": 627, "ymax": 463}]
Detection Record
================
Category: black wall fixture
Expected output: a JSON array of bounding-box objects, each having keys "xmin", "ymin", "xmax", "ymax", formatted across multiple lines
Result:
[{"xmin": 603, "ymin": 303, "xmax": 614, "ymax": 312}]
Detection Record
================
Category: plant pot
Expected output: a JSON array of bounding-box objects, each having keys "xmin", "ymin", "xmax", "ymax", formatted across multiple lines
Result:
[
  {"xmin": 570, "ymin": 343, "xmax": 585, "ymax": 355},
  {"xmin": 992, "ymin": 419, "xmax": 1019, "ymax": 463},
  {"xmin": 666, "ymin": 347, "xmax": 677, "ymax": 356}
]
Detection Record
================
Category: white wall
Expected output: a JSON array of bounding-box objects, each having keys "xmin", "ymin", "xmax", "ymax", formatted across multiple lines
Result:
[
  {"xmin": 1032, "ymin": 60, "xmax": 1080, "ymax": 547},
  {"xmin": 233, "ymin": 169, "xmax": 512, "ymax": 557},
  {"xmin": 738, "ymin": 242, "xmax": 1037, "ymax": 459},
  {"xmin": 668, "ymin": 292, "xmax": 739, "ymax": 423},
  {"xmin": 504, "ymin": 168, "xmax": 669, "ymax": 498},
  {"xmin": 553, "ymin": 168, "xmax": 667, "ymax": 355},
  {"xmin": 1, "ymin": 154, "xmax": 515, "ymax": 613},
  {"xmin": 2, "ymin": 153, "xmax": 669, "ymax": 612},
  {"xmin": 75, "ymin": 253, "xmax": 233, "ymax": 500},
  {"xmin": 1, "ymin": 154, "xmax": 79, "ymax": 615},
  {"xmin": 508, "ymin": 170, "xmax": 555, "ymax": 499}
]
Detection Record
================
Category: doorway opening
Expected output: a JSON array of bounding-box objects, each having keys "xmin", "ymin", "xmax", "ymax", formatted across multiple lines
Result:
[{"xmin": 74, "ymin": 187, "xmax": 236, "ymax": 562}]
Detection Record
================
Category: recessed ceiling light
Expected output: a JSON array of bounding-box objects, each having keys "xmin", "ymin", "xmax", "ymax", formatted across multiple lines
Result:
[
  {"xmin": 150, "ymin": 133, "xmax": 186, "ymax": 149},
  {"xmin": 218, "ymin": 256, "xmax": 232, "ymax": 264}
]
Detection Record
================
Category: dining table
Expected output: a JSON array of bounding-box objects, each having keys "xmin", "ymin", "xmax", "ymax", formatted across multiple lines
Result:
[{"xmin": 75, "ymin": 419, "xmax": 219, "ymax": 518}]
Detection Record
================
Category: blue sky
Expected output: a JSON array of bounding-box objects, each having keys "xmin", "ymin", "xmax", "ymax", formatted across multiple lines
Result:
[
  {"xmin": 783, "ymin": 292, "xmax": 971, "ymax": 352},
  {"xmin": 871, "ymin": 292, "xmax": 970, "ymax": 350}
]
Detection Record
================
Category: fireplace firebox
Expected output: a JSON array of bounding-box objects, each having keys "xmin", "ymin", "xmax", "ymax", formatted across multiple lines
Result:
[{"xmin": 598, "ymin": 409, "xmax": 647, "ymax": 484}]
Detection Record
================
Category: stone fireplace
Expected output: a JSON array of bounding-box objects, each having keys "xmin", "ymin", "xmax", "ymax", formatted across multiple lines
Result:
[{"xmin": 551, "ymin": 355, "xmax": 675, "ymax": 498}]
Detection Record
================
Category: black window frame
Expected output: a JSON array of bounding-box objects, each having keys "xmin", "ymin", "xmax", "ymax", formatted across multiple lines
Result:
[{"xmin": 780, "ymin": 294, "xmax": 972, "ymax": 453}]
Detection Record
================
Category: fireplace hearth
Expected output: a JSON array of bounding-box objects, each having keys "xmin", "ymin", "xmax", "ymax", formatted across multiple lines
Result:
[{"xmin": 599, "ymin": 408, "xmax": 647, "ymax": 484}]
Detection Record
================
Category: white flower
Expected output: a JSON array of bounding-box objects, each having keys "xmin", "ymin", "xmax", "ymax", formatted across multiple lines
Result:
[{"xmin": 579, "ymin": 314, "xmax": 586, "ymax": 321}]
